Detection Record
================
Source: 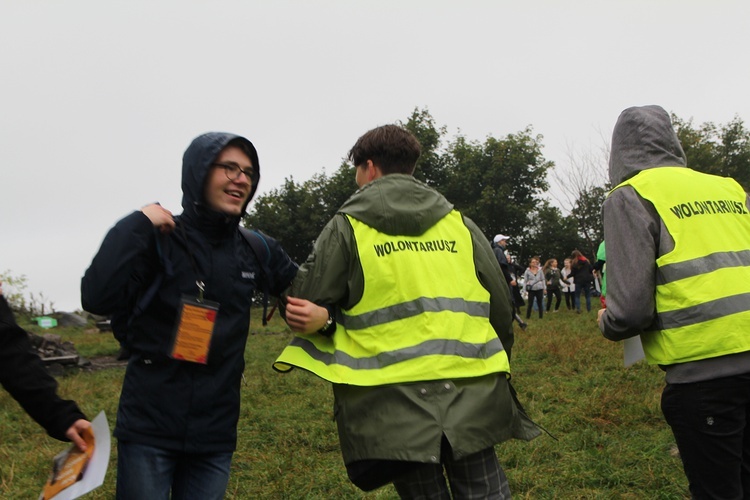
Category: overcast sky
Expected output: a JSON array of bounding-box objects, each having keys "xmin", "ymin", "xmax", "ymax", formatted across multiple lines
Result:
[{"xmin": 2, "ymin": 0, "xmax": 749, "ymax": 312}]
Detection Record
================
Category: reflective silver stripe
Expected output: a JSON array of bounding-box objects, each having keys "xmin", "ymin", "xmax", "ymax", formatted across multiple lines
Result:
[
  {"xmin": 657, "ymin": 250, "xmax": 750, "ymax": 285},
  {"xmin": 339, "ymin": 297, "xmax": 490, "ymax": 330},
  {"xmin": 657, "ymin": 292, "xmax": 750, "ymax": 330},
  {"xmin": 288, "ymin": 336, "xmax": 505, "ymax": 370}
]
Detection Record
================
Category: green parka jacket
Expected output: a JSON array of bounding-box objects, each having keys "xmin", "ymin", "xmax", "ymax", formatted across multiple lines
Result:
[{"xmin": 289, "ymin": 174, "xmax": 540, "ymax": 468}]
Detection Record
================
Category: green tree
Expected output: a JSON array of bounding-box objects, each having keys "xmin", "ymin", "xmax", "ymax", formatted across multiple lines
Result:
[
  {"xmin": 247, "ymin": 175, "xmax": 328, "ymax": 264},
  {"xmin": 717, "ymin": 117, "xmax": 750, "ymax": 190},
  {"xmin": 250, "ymin": 109, "xmax": 554, "ymax": 267},
  {"xmin": 672, "ymin": 115, "xmax": 717, "ymax": 173},
  {"xmin": 549, "ymin": 141, "xmax": 609, "ymax": 261},
  {"xmin": 440, "ymin": 127, "xmax": 553, "ymax": 247},
  {"xmin": 673, "ymin": 114, "xmax": 750, "ymax": 191},
  {"xmin": 570, "ymin": 185, "xmax": 606, "ymax": 258},
  {"xmin": 0, "ymin": 270, "xmax": 28, "ymax": 313},
  {"xmin": 402, "ymin": 107, "xmax": 449, "ymax": 188},
  {"xmin": 248, "ymin": 162, "xmax": 359, "ymax": 264},
  {"xmin": 319, "ymin": 162, "xmax": 357, "ymax": 217},
  {"xmin": 520, "ymin": 202, "xmax": 582, "ymax": 265}
]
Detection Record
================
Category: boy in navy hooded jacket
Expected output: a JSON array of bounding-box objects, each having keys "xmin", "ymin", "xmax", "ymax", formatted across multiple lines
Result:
[{"xmin": 82, "ymin": 132, "xmax": 297, "ymax": 499}]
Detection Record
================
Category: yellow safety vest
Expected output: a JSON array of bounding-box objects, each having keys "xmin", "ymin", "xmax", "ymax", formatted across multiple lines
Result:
[
  {"xmin": 613, "ymin": 167, "xmax": 750, "ymax": 365},
  {"xmin": 274, "ymin": 210, "xmax": 510, "ymax": 385}
]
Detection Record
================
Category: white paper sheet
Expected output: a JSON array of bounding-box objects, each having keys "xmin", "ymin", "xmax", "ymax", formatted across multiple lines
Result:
[
  {"xmin": 41, "ymin": 411, "xmax": 111, "ymax": 500},
  {"xmin": 624, "ymin": 336, "xmax": 646, "ymax": 367}
]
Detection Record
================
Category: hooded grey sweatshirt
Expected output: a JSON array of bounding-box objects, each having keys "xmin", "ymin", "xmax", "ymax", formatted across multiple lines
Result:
[{"xmin": 599, "ymin": 105, "xmax": 750, "ymax": 383}]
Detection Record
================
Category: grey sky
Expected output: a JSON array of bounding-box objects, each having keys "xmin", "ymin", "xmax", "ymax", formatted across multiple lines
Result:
[{"xmin": 2, "ymin": 0, "xmax": 749, "ymax": 311}]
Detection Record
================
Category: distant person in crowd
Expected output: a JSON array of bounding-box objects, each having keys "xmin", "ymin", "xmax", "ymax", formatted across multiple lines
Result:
[
  {"xmin": 560, "ymin": 258, "xmax": 575, "ymax": 310},
  {"xmin": 491, "ymin": 234, "xmax": 512, "ymax": 280},
  {"xmin": 276, "ymin": 124, "xmax": 540, "ymax": 498},
  {"xmin": 523, "ymin": 257, "xmax": 546, "ymax": 319},
  {"xmin": 594, "ymin": 241, "xmax": 606, "ymax": 308},
  {"xmin": 508, "ymin": 253, "xmax": 527, "ymax": 316},
  {"xmin": 568, "ymin": 249, "xmax": 594, "ymax": 313},
  {"xmin": 599, "ymin": 105, "xmax": 750, "ymax": 499},
  {"xmin": 82, "ymin": 132, "xmax": 298, "ymax": 499},
  {"xmin": 492, "ymin": 234, "xmax": 528, "ymax": 330},
  {"xmin": 543, "ymin": 258, "xmax": 562, "ymax": 313},
  {"xmin": 0, "ymin": 281, "xmax": 90, "ymax": 452}
]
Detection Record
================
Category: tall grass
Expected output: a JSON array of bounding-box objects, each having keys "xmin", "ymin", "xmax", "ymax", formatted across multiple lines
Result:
[{"xmin": 0, "ymin": 308, "xmax": 688, "ymax": 499}]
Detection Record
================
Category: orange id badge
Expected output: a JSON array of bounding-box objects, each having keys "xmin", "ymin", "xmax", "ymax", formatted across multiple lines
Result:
[{"xmin": 170, "ymin": 296, "xmax": 220, "ymax": 364}]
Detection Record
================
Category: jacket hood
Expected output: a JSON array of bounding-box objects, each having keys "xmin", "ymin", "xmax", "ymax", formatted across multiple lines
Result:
[
  {"xmin": 181, "ymin": 132, "xmax": 261, "ymax": 217},
  {"xmin": 339, "ymin": 174, "xmax": 453, "ymax": 236},
  {"xmin": 609, "ymin": 105, "xmax": 686, "ymax": 186}
]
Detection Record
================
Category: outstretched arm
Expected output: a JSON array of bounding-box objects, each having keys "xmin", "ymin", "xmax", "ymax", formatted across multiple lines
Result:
[{"xmin": 0, "ymin": 284, "xmax": 89, "ymax": 447}]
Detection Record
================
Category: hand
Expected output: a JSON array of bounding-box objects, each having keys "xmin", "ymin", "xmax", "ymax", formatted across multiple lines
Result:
[
  {"xmin": 141, "ymin": 203, "xmax": 175, "ymax": 234},
  {"xmin": 65, "ymin": 419, "xmax": 91, "ymax": 452},
  {"xmin": 597, "ymin": 308, "xmax": 606, "ymax": 323},
  {"xmin": 285, "ymin": 296, "xmax": 330, "ymax": 334},
  {"xmin": 510, "ymin": 280, "xmax": 517, "ymax": 286}
]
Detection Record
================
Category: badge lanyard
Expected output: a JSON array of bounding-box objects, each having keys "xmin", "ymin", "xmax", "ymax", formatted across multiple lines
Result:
[{"xmin": 169, "ymin": 222, "xmax": 220, "ymax": 364}]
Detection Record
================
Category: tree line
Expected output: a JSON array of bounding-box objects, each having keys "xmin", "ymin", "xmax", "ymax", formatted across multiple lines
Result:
[{"xmin": 246, "ymin": 107, "xmax": 750, "ymax": 268}]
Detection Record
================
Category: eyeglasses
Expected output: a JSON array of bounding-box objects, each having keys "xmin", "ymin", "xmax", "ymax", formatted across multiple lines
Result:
[{"xmin": 212, "ymin": 162, "xmax": 254, "ymax": 182}]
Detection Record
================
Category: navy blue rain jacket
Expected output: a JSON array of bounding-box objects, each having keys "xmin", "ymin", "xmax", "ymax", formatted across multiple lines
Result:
[{"xmin": 81, "ymin": 132, "xmax": 298, "ymax": 453}]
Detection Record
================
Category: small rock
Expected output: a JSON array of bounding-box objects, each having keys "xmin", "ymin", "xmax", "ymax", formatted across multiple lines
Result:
[{"xmin": 51, "ymin": 312, "xmax": 88, "ymax": 328}]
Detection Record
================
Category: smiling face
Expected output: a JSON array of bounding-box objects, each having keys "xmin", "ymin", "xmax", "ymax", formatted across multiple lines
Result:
[{"xmin": 203, "ymin": 145, "xmax": 253, "ymax": 216}]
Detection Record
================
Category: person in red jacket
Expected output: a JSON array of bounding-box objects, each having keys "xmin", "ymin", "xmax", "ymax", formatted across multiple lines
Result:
[{"xmin": 568, "ymin": 249, "xmax": 595, "ymax": 313}]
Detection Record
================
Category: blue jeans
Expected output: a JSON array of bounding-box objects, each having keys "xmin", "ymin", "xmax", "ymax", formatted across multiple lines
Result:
[
  {"xmin": 116, "ymin": 440, "xmax": 233, "ymax": 500},
  {"xmin": 661, "ymin": 374, "xmax": 750, "ymax": 499},
  {"xmin": 573, "ymin": 282, "xmax": 592, "ymax": 312}
]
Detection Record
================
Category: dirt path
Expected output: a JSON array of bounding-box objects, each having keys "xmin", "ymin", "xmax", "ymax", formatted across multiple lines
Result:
[{"xmin": 86, "ymin": 355, "xmax": 128, "ymax": 370}]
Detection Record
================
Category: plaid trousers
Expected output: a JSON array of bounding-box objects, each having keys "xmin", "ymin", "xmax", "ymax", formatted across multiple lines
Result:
[{"xmin": 392, "ymin": 442, "xmax": 511, "ymax": 499}]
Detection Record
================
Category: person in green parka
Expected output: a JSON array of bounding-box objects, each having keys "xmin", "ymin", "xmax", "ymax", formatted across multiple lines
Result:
[{"xmin": 278, "ymin": 124, "xmax": 540, "ymax": 498}]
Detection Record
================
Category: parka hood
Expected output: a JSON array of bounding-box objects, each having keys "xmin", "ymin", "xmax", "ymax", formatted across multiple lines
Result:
[
  {"xmin": 339, "ymin": 174, "xmax": 453, "ymax": 236},
  {"xmin": 609, "ymin": 105, "xmax": 687, "ymax": 186},
  {"xmin": 181, "ymin": 132, "xmax": 261, "ymax": 217}
]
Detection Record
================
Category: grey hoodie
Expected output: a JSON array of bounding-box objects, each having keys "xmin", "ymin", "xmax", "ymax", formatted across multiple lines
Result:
[{"xmin": 600, "ymin": 105, "xmax": 750, "ymax": 383}]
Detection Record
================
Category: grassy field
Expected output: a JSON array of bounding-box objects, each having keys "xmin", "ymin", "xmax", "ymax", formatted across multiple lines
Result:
[{"xmin": 0, "ymin": 307, "xmax": 689, "ymax": 499}]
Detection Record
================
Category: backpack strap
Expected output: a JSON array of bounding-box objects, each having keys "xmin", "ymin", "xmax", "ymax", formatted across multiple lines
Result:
[
  {"xmin": 111, "ymin": 229, "xmax": 173, "ymax": 348},
  {"xmin": 239, "ymin": 227, "xmax": 274, "ymax": 325},
  {"xmin": 131, "ymin": 232, "xmax": 173, "ymax": 321}
]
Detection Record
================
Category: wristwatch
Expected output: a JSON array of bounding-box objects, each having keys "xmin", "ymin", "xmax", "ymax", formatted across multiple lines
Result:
[{"xmin": 318, "ymin": 312, "xmax": 335, "ymax": 336}]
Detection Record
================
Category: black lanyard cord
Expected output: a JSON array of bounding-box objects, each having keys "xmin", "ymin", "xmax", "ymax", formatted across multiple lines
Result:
[{"xmin": 176, "ymin": 220, "xmax": 205, "ymax": 300}]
